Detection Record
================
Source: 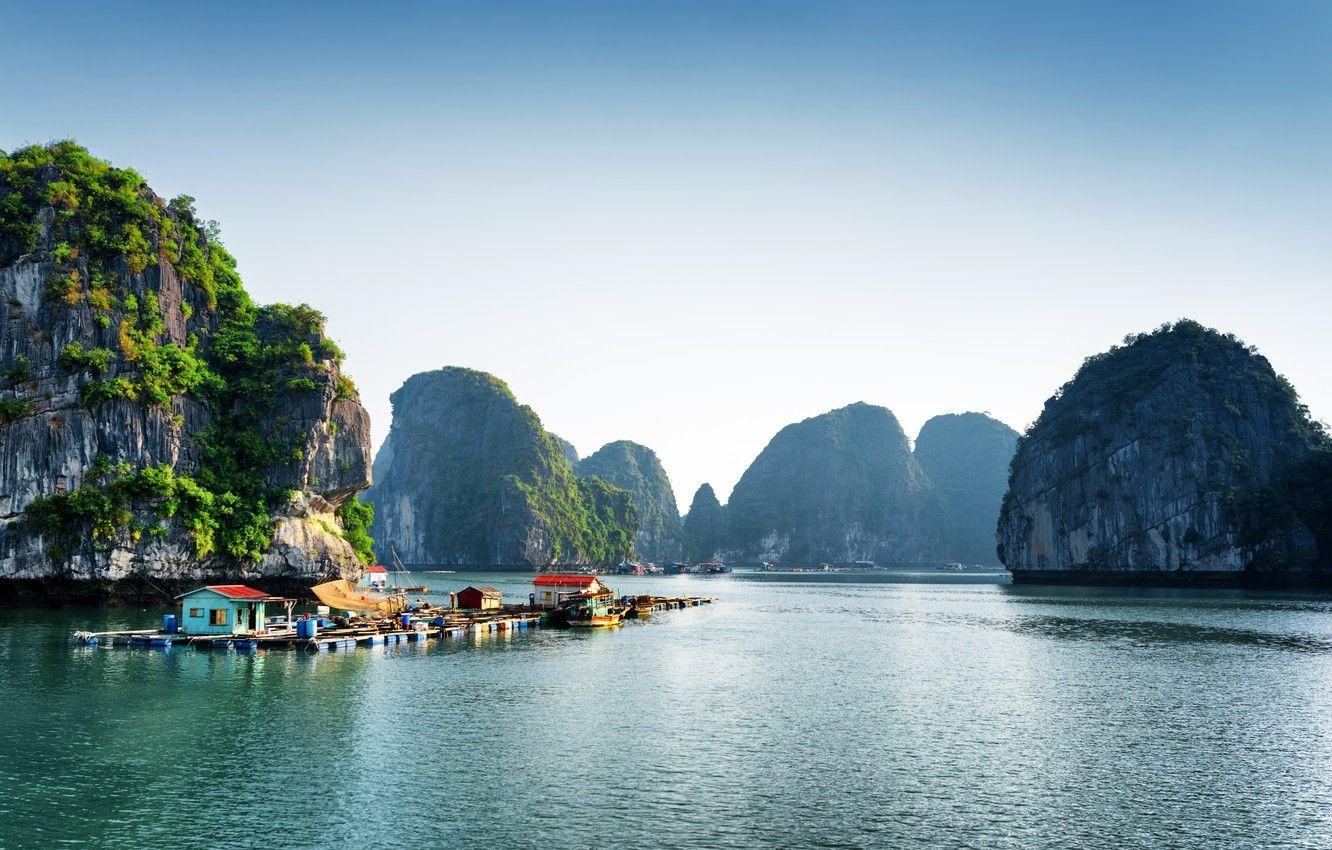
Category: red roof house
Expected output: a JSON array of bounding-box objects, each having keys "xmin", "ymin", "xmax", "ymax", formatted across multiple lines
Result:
[
  {"xmin": 531, "ymin": 574, "xmax": 607, "ymax": 608},
  {"xmin": 457, "ymin": 585, "xmax": 503, "ymax": 611}
]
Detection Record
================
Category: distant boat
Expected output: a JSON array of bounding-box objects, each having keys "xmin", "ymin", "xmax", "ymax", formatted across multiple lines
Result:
[
  {"xmin": 941, "ymin": 562, "xmax": 964, "ymax": 572},
  {"xmin": 665, "ymin": 563, "xmax": 694, "ymax": 575},
  {"xmin": 695, "ymin": 562, "xmax": 731, "ymax": 575}
]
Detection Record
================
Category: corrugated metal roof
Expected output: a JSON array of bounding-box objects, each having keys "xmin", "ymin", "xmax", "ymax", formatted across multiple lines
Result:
[
  {"xmin": 462, "ymin": 585, "xmax": 503, "ymax": 596},
  {"xmin": 365, "ymin": 566, "xmax": 389, "ymax": 573},
  {"xmin": 532, "ymin": 574, "xmax": 598, "ymax": 587},
  {"xmin": 176, "ymin": 584, "xmax": 282, "ymax": 601}
]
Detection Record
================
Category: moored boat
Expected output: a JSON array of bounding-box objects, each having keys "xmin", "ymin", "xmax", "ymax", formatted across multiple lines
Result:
[
  {"xmin": 561, "ymin": 592, "xmax": 625, "ymax": 628},
  {"xmin": 695, "ymin": 562, "xmax": 731, "ymax": 575}
]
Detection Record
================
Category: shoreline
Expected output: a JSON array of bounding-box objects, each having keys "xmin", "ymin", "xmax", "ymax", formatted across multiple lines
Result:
[
  {"xmin": 0, "ymin": 576, "xmax": 330, "ymax": 608},
  {"xmin": 1009, "ymin": 569, "xmax": 1332, "ymax": 590}
]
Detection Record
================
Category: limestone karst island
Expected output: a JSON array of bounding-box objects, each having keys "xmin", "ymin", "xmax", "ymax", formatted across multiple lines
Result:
[{"xmin": 3, "ymin": 3, "xmax": 1332, "ymax": 848}]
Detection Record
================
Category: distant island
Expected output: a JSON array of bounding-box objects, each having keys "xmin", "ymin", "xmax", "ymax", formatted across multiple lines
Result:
[{"xmin": 367, "ymin": 384, "xmax": 1019, "ymax": 571}]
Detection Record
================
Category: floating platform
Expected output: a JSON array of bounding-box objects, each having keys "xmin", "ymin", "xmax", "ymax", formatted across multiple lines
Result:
[{"xmin": 71, "ymin": 596, "xmax": 713, "ymax": 653}]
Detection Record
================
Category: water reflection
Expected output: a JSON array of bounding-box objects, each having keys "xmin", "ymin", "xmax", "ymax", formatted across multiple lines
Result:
[{"xmin": 998, "ymin": 614, "xmax": 1332, "ymax": 653}]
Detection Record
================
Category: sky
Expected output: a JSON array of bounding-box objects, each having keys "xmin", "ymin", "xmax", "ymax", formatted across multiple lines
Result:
[{"xmin": 3, "ymin": 1, "xmax": 1330, "ymax": 507}]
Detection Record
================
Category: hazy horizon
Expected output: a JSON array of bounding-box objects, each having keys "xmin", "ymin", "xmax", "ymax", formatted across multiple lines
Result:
[{"xmin": 4, "ymin": 1, "xmax": 1329, "ymax": 506}]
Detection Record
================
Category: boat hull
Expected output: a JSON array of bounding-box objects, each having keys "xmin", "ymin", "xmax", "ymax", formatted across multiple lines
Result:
[{"xmin": 567, "ymin": 613, "xmax": 623, "ymax": 628}]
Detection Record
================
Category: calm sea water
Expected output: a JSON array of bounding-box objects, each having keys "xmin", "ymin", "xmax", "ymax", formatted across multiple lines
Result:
[{"xmin": 2, "ymin": 570, "xmax": 1331, "ymax": 849}]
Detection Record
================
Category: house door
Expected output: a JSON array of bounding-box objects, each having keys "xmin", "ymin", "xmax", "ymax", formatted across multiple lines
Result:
[{"xmin": 247, "ymin": 605, "xmax": 257, "ymax": 632}]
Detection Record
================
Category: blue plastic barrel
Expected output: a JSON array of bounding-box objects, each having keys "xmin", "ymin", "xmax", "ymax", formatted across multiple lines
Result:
[
  {"xmin": 400, "ymin": 613, "xmax": 412, "ymax": 630},
  {"xmin": 162, "ymin": 614, "xmax": 178, "ymax": 634},
  {"xmin": 296, "ymin": 619, "xmax": 317, "ymax": 639},
  {"xmin": 432, "ymin": 616, "xmax": 445, "ymax": 627}
]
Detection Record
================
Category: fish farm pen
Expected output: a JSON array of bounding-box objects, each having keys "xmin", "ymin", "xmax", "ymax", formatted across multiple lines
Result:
[{"xmin": 72, "ymin": 594, "xmax": 715, "ymax": 653}]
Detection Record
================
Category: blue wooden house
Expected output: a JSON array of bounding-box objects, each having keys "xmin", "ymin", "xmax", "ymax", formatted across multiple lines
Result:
[{"xmin": 177, "ymin": 585, "xmax": 287, "ymax": 636}]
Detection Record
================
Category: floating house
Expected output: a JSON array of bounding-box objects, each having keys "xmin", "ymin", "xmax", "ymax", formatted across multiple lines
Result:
[
  {"xmin": 177, "ymin": 585, "xmax": 288, "ymax": 636},
  {"xmin": 456, "ymin": 585, "xmax": 503, "ymax": 611},
  {"xmin": 531, "ymin": 574, "xmax": 607, "ymax": 608},
  {"xmin": 361, "ymin": 565, "xmax": 389, "ymax": 589}
]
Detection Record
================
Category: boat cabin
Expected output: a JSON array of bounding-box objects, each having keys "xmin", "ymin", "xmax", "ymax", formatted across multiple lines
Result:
[
  {"xmin": 361, "ymin": 565, "xmax": 389, "ymax": 589},
  {"xmin": 457, "ymin": 585, "xmax": 503, "ymax": 611},
  {"xmin": 531, "ymin": 574, "xmax": 608, "ymax": 608},
  {"xmin": 177, "ymin": 585, "xmax": 288, "ymax": 636}
]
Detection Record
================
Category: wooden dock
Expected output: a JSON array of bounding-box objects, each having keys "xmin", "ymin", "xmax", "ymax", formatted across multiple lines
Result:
[{"xmin": 73, "ymin": 595, "xmax": 713, "ymax": 652}]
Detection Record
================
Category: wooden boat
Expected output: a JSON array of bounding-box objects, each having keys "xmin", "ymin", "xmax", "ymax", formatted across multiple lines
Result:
[
  {"xmin": 311, "ymin": 579, "xmax": 408, "ymax": 616},
  {"xmin": 561, "ymin": 593, "xmax": 625, "ymax": 628}
]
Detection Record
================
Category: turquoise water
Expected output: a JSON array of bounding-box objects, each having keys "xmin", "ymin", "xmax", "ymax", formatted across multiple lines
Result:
[{"xmin": 3, "ymin": 571, "xmax": 1332, "ymax": 849}]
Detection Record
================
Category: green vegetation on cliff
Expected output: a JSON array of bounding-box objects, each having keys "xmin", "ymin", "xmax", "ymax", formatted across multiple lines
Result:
[
  {"xmin": 1, "ymin": 141, "xmax": 371, "ymax": 564},
  {"xmin": 336, "ymin": 498, "xmax": 376, "ymax": 566},
  {"xmin": 576, "ymin": 440, "xmax": 683, "ymax": 562},
  {"xmin": 25, "ymin": 457, "xmax": 221, "ymax": 560},
  {"xmin": 1030, "ymin": 320, "xmax": 1321, "ymax": 452}
]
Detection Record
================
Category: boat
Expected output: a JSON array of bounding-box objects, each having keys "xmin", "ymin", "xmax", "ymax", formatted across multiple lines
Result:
[
  {"xmin": 310, "ymin": 579, "xmax": 409, "ymax": 616},
  {"xmin": 558, "ymin": 585, "xmax": 625, "ymax": 628},
  {"xmin": 695, "ymin": 562, "xmax": 731, "ymax": 575},
  {"xmin": 625, "ymin": 595, "xmax": 656, "ymax": 618},
  {"xmin": 563, "ymin": 595, "xmax": 625, "ymax": 628}
]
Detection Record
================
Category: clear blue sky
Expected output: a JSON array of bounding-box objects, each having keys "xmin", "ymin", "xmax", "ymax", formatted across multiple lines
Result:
[{"xmin": 4, "ymin": 1, "xmax": 1329, "ymax": 505}]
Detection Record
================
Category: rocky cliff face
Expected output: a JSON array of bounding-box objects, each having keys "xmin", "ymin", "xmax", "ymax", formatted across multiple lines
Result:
[
  {"xmin": 0, "ymin": 142, "xmax": 372, "ymax": 591},
  {"xmin": 998, "ymin": 320, "xmax": 1329, "ymax": 584},
  {"xmin": 725, "ymin": 402, "xmax": 945, "ymax": 565},
  {"xmin": 682, "ymin": 483, "xmax": 727, "ymax": 563},
  {"xmin": 577, "ymin": 440, "xmax": 683, "ymax": 562},
  {"xmin": 914, "ymin": 412, "xmax": 1018, "ymax": 565},
  {"xmin": 365, "ymin": 367, "xmax": 637, "ymax": 567}
]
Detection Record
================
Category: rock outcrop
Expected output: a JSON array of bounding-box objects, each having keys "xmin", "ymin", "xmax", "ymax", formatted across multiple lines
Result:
[
  {"xmin": 365, "ymin": 367, "xmax": 637, "ymax": 567},
  {"xmin": 914, "ymin": 412, "xmax": 1018, "ymax": 565},
  {"xmin": 682, "ymin": 483, "xmax": 727, "ymax": 563},
  {"xmin": 551, "ymin": 434, "xmax": 580, "ymax": 466},
  {"xmin": 576, "ymin": 440, "xmax": 683, "ymax": 562},
  {"xmin": 998, "ymin": 320, "xmax": 1330, "ymax": 585},
  {"xmin": 0, "ymin": 142, "xmax": 372, "ymax": 592},
  {"xmin": 725, "ymin": 402, "xmax": 945, "ymax": 565}
]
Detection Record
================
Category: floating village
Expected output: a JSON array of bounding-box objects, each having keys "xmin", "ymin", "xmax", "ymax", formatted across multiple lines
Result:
[{"xmin": 73, "ymin": 566, "xmax": 714, "ymax": 652}]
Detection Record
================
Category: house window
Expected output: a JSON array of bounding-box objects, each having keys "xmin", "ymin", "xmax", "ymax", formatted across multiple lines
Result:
[
  {"xmin": 209, "ymin": 608, "xmax": 229, "ymax": 626},
  {"xmin": 189, "ymin": 608, "xmax": 203, "ymax": 618}
]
